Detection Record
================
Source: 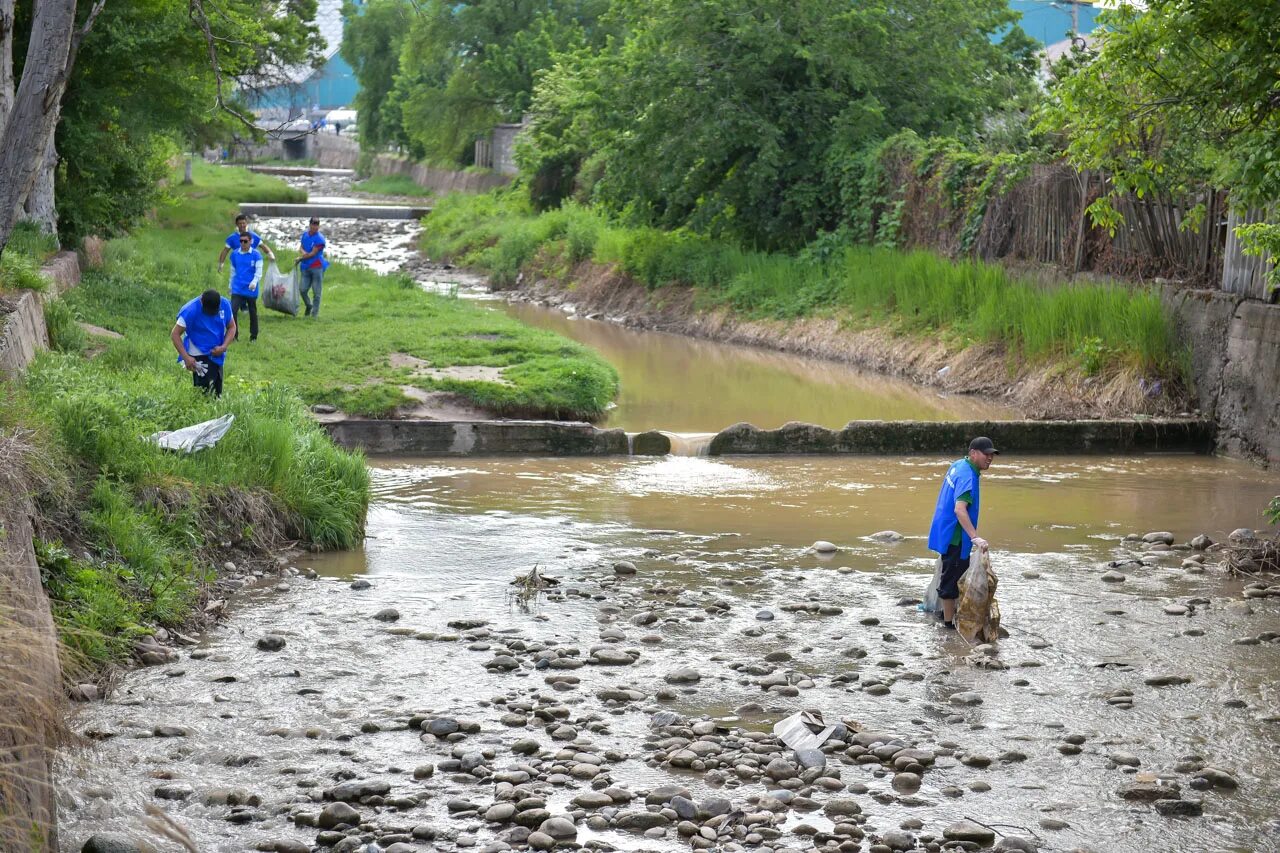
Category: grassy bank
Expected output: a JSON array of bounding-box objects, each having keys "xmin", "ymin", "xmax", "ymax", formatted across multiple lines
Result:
[
  {"xmin": 92, "ymin": 162, "xmax": 616, "ymax": 418},
  {"xmin": 422, "ymin": 190, "xmax": 1185, "ymax": 379}
]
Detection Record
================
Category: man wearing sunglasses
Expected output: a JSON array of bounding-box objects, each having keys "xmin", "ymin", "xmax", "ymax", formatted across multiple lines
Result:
[
  {"xmin": 216, "ymin": 213, "xmax": 275, "ymax": 273},
  {"xmin": 927, "ymin": 437, "xmax": 998, "ymax": 629},
  {"xmin": 228, "ymin": 232, "xmax": 264, "ymax": 342}
]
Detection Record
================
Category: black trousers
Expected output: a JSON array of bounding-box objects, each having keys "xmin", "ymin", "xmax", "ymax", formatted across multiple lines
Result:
[
  {"xmin": 192, "ymin": 355, "xmax": 223, "ymax": 397},
  {"xmin": 231, "ymin": 294, "xmax": 259, "ymax": 341},
  {"xmin": 938, "ymin": 544, "xmax": 972, "ymax": 600}
]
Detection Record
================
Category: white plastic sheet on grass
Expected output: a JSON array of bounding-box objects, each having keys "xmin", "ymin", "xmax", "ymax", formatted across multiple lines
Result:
[{"xmin": 148, "ymin": 413, "xmax": 235, "ymax": 453}]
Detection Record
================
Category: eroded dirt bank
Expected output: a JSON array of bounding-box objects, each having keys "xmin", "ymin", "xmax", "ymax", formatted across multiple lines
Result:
[{"xmin": 501, "ymin": 261, "xmax": 1193, "ymax": 422}]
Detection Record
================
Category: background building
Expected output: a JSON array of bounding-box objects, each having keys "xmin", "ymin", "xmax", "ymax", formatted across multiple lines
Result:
[{"xmin": 250, "ymin": 0, "xmax": 362, "ymax": 119}]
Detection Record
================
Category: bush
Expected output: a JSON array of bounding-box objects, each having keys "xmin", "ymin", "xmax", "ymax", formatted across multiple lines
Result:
[{"xmin": 44, "ymin": 300, "xmax": 86, "ymax": 353}]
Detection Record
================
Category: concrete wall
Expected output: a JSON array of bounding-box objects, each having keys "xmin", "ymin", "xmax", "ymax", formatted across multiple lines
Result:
[
  {"xmin": 708, "ymin": 419, "xmax": 1216, "ymax": 457},
  {"xmin": 1164, "ymin": 288, "xmax": 1280, "ymax": 466},
  {"xmin": 0, "ymin": 255, "xmax": 79, "ymax": 851},
  {"xmin": 310, "ymin": 133, "xmax": 513, "ymax": 194},
  {"xmin": 322, "ymin": 419, "xmax": 629, "ymax": 456},
  {"xmin": 0, "ymin": 252, "xmax": 81, "ymax": 380}
]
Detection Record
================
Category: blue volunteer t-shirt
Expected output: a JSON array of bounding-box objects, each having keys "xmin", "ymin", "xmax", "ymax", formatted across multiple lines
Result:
[
  {"xmin": 927, "ymin": 458, "xmax": 981, "ymax": 558},
  {"xmin": 177, "ymin": 296, "xmax": 233, "ymax": 366},
  {"xmin": 299, "ymin": 231, "xmax": 329, "ymax": 270},
  {"xmin": 229, "ymin": 249, "xmax": 263, "ymax": 297},
  {"xmin": 225, "ymin": 231, "xmax": 262, "ymax": 251}
]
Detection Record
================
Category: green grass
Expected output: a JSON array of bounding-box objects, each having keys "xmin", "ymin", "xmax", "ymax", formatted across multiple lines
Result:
[
  {"xmin": 99, "ymin": 162, "xmax": 616, "ymax": 418},
  {"xmin": 354, "ymin": 174, "xmax": 434, "ymax": 198},
  {"xmin": 422, "ymin": 189, "xmax": 1184, "ymax": 376}
]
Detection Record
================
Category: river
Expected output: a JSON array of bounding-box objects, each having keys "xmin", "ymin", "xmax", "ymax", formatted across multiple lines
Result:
[{"xmin": 56, "ymin": 176, "xmax": 1280, "ymax": 853}]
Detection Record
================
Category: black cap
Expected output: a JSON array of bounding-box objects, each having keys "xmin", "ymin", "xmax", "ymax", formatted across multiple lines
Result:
[{"xmin": 969, "ymin": 436, "xmax": 999, "ymax": 455}]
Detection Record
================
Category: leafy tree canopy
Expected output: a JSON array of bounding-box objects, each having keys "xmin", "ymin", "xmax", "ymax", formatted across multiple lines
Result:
[
  {"xmin": 521, "ymin": 0, "xmax": 1037, "ymax": 249},
  {"xmin": 1040, "ymin": 1, "xmax": 1280, "ymax": 270}
]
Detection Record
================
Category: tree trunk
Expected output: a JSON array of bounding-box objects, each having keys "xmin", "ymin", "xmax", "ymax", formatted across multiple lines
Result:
[
  {"xmin": 0, "ymin": 0, "xmax": 77, "ymax": 259},
  {"xmin": 183, "ymin": 155, "xmax": 193, "ymax": 184},
  {"xmin": 0, "ymin": 0, "xmax": 14, "ymax": 128},
  {"xmin": 22, "ymin": 133, "xmax": 58, "ymax": 234}
]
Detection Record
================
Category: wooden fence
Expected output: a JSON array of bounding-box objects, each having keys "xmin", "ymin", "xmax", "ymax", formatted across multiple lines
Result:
[{"xmin": 889, "ymin": 161, "xmax": 1257, "ymax": 293}]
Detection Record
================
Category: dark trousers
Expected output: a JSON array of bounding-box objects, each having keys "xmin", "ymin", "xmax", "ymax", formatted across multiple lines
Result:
[
  {"xmin": 231, "ymin": 294, "xmax": 258, "ymax": 340},
  {"xmin": 193, "ymin": 355, "xmax": 223, "ymax": 397},
  {"xmin": 938, "ymin": 544, "xmax": 972, "ymax": 601}
]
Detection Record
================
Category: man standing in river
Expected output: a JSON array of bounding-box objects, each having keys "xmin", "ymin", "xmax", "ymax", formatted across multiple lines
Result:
[{"xmin": 927, "ymin": 437, "xmax": 997, "ymax": 629}]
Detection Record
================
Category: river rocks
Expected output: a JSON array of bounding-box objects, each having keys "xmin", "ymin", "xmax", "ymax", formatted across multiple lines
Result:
[
  {"xmin": 256, "ymin": 634, "xmax": 287, "ymax": 651},
  {"xmin": 1154, "ymin": 798, "xmax": 1204, "ymax": 817},
  {"xmin": 944, "ymin": 820, "xmax": 996, "ymax": 845},
  {"xmin": 823, "ymin": 799, "xmax": 862, "ymax": 818},
  {"xmin": 950, "ymin": 691, "xmax": 983, "ymax": 705},
  {"xmin": 613, "ymin": 561, "xmax": 638, "ymax": 575},
  {"xmin": 1193, "ymin": 767, "xmax": 1239, "ymax": 789},
  {"xmin": 995, "ymin": 837, "xmax": 1040, "ymax": 852},
  {"xmin": 82, "ymin": 834, "xmax": 147, "ymax": 853},
  {"xmin": 372, "ymin": 607, "xmax": 401, "ymax": 622},
  {"xmin": 1144, "ymin": 674, "xmax": 1191, "ymax": 687},
  {"xmin": 615, "ymin": 811, "xmax": 671, "ymax": 831},
  {"xmin": 1100, "ymin": 571, "xmax": 1126, "ymax": 582},
  {"xmin": 424, "ymin": 717, "xmax": 461, "ymax": 736},
  {"xmin": 1142, "ymin": 531, "xmax": 1175, "ymax": 545},
  {"xmin": 350, "ymin": 578, "xmax": 372, "ymax": 590},
  {"xmin": 325, "ymin": 780, "xmax": 390, "ymax": 802},
  {"xmin": 153, "ymin": 782, "xmax": 193, "ymax": 801},
  {"xmin": 1164, "ymin": 604, "xmax": 1190, "ymax": 616},
  {"xmin": 1190, "ymin": 534, "xmax": 1213, "ymax": 550},
  {"xmin": 811, "ymin": 540, "xmax": 839, "ymax": 553},
  {"xmin": 588, "ymin": 647, "xmax": 637, "ymax": 665},
  {"xmin": 665, "ymin": 666, "xmax": 701, "ymax": 684},
  {"xmin": 527, "ymin": 831, "xmax": 556, "ymax": 850},
  {"xmin": 318, "ymin": 802, "xmax": 361, "ymax": 829},
  {"xmin": 1118, "ymin": 782, "xmax": 1181, "ymax": 802},
  {"xmin": 1230, "ymin": 528, "xmax": 1256, "ymax": 543},
  {"xmin": 538, "ymin": 817, "xmax": 577, "ymax": 840},
  {"xmin": 869, "ymin": 530, "xmax": 905, "ymax": 542}
]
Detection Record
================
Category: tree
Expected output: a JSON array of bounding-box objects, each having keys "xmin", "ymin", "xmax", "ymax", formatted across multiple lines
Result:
[
  {"xmin": 0, "ymin": 1, "xmax": 103, "ymax": 257},
  {"xmin": 1041, "ymin": 1, "xmax": 1280, "ymax": 282},
  {"xmin": 343, "ymin": 0, "xmax": 612, "ymax": 165},
  {"xmin": 522, "ymin": 0, "xmax": 1036, "ymax": 249},
  {"xmin": 341, "ymin": 0, "xmax": 414, "ymax": 151}
]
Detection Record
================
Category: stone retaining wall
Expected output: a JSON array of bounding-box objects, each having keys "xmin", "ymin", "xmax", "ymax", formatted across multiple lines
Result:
[
  {"xmin": 0, "ymin": 251, "xmax": 81, "ymax": 380},
  {"xmin": 0, "ymin": 253, "xmax": 79, "ymax": 852},
  {"xmin": 1165, "ymin": 289, "xmax": 1280, "ymax": 466},
  {"xmin": 708, "ymin": 419, "xmax": 1217, "ymax": 457},
  {"xmin": 322, "ymin": 419, "xmax": 629, "ymax": 456},
  {"xmin": 311, "ymin": 133, "xmax": 511, "ymax": 195}
]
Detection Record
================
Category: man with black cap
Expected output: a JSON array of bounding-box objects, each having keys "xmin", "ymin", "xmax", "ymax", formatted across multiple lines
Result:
[
  {"xmin": 171, "ymin": 289, "xmax": 236, "ymax": 397},
  {"xmin": 926, "ymin": 437, "xmax": 998, "ymax": 629}
]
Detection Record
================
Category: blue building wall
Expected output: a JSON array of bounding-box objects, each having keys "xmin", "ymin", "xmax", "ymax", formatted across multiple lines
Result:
[
  {"xmin": 1009, "ymin": 0, "xmax": 1103, "ymax": 45},
  {"xmin": 251, "ymin": 53, "xmax": 359, "ymax": 115}
]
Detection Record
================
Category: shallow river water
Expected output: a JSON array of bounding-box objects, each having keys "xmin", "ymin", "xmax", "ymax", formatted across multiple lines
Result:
[
  {"xmin": 60, "ymin": 175, "xmax": 1280, "ymax": 853},
  {"xmin": 60, "ymin": 453, "xmax": 1280, "ymax": 853}
]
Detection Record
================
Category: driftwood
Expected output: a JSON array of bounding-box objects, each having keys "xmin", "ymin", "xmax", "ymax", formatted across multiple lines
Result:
[{"xmin": 1223, "ymin": 534, "xmax": 1280, "ymax": 576}]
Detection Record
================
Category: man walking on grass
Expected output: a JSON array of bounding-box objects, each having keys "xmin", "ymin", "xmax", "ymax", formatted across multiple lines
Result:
[
  {"xmin": 927, "ymin": 436, "xmax": 997, "ymax": 629},
  {"xmin": 216, "ymin": 213, "xmax": 275, "ymax": 272},
  {"xmin": 228, "ymin": 232, "xmax": 263, "ymax": 341},
  {"xmin": 296, "ymin": 216, "xmax": 329, "ymax": 317},
  {"xmin": 171, "ymin": 289, "xmax": 235, "ymax": 397}
]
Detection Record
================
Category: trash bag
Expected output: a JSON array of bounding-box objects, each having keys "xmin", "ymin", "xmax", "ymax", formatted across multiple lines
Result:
[
  {"xmin": 262, "ymin": 261, "xmax": 300, "ymax": 316},
  {"xmin": 919, "ymin": 557, "xmax": 943, "ymax": 614},
  {"xmin": 147, "ymin": 413, "xmax": 235, "ymax": 453},
  {"xmin": 956, "ymin": 548, "xmax": 1001, "ymax": 644}
]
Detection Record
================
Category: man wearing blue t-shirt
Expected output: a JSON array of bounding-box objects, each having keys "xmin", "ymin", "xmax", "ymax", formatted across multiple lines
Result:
[
  {"xmin": 296, "ymin": 216, "xmax": 329, "ymax": 317},
  {"xmin": 228, "ymin": 233, "xmax": 264, "ymax": 341},
  {"xmin": 926, "ymin": 436, "xmax": 998, "ymax": 629},
  {"xmin": 216, "ymin": 214, "xmax": 275, "ymax": 273},
  {"xmin": 170, "ymin": 289, "xmax": 236, "ymax": 397}
]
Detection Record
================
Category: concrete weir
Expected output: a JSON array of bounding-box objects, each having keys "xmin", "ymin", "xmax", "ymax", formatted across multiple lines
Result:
[
  {"xmin": 239, "ymin": 202, "xmax": 431, "ymax": 220},
  {"xmin": 320, "ymin": 417, "xmax": 1216, "ymax": 457}
]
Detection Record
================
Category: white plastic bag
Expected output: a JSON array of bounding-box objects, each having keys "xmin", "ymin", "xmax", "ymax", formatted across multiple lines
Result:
[
  {"xmin": 920, "ymin": 558, "xmax": 943, "ymax": 614},
  {"xmin": 262, "ymin": 262, "xmax": 300, "ymax": 316},
  {"xmin": 148, "ymin": 414, "xmax": 235, "ymax": 453}
]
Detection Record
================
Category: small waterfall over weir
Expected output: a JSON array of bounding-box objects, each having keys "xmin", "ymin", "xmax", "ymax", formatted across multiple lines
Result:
[{"xmin": 658, "ymin": 432, "xmax": 715, "ymax": 457}]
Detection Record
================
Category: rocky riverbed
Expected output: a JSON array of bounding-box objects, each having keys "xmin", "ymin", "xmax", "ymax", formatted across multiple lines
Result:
[{"xmin": 60, "ymin": 454, "xmax": 1280, "ymax": 853}]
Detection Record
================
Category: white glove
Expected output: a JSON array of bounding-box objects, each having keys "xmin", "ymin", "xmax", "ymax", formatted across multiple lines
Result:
[{"xmin": 971, "ymin": 537, "xmax": 989, "ymax": 552}]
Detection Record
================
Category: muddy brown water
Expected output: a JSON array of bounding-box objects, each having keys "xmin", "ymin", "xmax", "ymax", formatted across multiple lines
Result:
[
  {"xmin": 59, "ymin": 453, "xmax": 1280, "ymax": 852},
  {"xmin": 499, "ymin": 304, "xmax": 1020, "ymax": 432}
]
